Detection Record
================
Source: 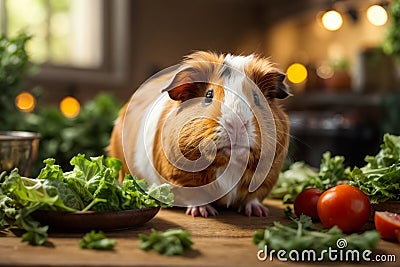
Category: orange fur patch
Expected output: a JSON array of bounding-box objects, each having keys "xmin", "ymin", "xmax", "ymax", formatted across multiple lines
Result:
[{"xmin": 152, "ymin": 52, "xmax": 227, "ymax": 187}]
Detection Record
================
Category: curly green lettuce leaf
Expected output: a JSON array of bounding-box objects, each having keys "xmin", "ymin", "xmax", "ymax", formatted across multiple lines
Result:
[
  {"xmin": 37, "ymin": 158, "xmax": 64, "ymax": 180},
  {"xmin": 350, "ymin": 164, "xmax": 400, "ymax": 204},
  {"xmin": 308, "ymin": 152, "xmax": 351, "ymax": 191},
  {"xmin": 364, "ymin": 133, "xmax": 400, "ymax": 169},
  {"xmin": 1, "ymin": 154, "xmax": 175, "ymax": 246},
  {"xmin": 349, "ymin": 134, "xmax": 400, "ymax": 203},
  {"xmin": 38, "ymin": 155, "xmax": 95, "ymax": 207},
  {"xmin": 0, "ymin": 170, "xmax": 77, "ymax": 245},
  {"xmin": 69, "ymin": 154, "xmax": 106, "ymax": 181},
  {"xmin": 16, "ymin": 203, "xmax": 49, "ymax": 246},
  {"xmin": 2, "ymin": 170, "xmax": 76, "ymax": 212},
  {"xmin": 79, "ymin": 230, "xmax": 116, "ymax": 250},
  {"xmin": 270, "ymin": 162, "xmax": 317, "ymax": 203},
  {"xmin": 91, "ymin": 175, "xmax": 121, "ymax": 211},
  {"xmin": 106, "ymin": 157, "xmax": 123, "ymax": 180},
  {"xmin": 121, "ymin": 175, "xmax": 174, "ymax": 209},
  {"xmin": 139, "ymin": 229, "xmax": 193, "ymax": 256}
]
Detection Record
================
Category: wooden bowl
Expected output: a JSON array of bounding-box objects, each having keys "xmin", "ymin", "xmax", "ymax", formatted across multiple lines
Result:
[{"xmin": 32, "ymin": 207, "xmax": 160, "ymax": 232}]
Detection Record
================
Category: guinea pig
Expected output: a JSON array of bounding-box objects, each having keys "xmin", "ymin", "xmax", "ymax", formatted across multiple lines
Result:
[{"xmin": 108, "ymin": 51, "xmax": 290, "ymax": 217}]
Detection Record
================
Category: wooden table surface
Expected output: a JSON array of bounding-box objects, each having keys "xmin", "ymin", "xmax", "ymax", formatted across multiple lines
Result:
[{"xmin": 0, "ymin": 199, "xmax": 399, "ymax": 267}]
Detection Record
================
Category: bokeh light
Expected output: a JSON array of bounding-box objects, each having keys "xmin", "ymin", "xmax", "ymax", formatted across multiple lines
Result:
[
  {"xmin": 60, "ymin": 96, "xmax": 80, "ymax": 118},
  {"xmin": 322, "ymin": 10, "xmax": 343, "ymax": 31},
  {"xmin": 367, "ymin": 5, "xmax": 388, "ymax": 26},
  {"xmin": 317, "ymin": 64, "xmax": 334, "ymax": 79},
  {"xmin": 15, "ymin": 92, "xmax": 36, "ymax": 112},
  {"xmin": 286, "ymin": 63, "xmax": 308, "ymax": 84}
]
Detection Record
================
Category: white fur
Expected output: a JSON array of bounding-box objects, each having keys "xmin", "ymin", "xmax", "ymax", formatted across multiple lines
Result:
[
  {"xmin": 134, "ymin": 94, "xmax": 169, "ymax": 185},
  {"xmin": 219, "ymin": 54, "xmax": 257, "ymax": 147},
  {"xmin": 214, "ymin": 54, "xmax": 258, "ymax": 206},
  {"xmin": 215, "ymin": 166, "xmax": 239, "ymax": 207},
  {"xmin": 224, "ymin": 54, "xmax": 254, "ymax": 71}
]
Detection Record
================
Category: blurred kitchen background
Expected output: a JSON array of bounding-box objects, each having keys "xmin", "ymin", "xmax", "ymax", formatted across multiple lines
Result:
[{"xmin": 1, "ymin": 0, "xmax": 400, "ymax": 174}]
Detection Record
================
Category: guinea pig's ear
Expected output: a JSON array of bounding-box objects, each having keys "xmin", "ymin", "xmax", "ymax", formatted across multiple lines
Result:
[
  {"xmin": 260, "ymin": 72, "xmax": 291, "ymax": 99},
  {"xmin": 161, "ymin": 67, "xmax": 198, "ymax": 102}
]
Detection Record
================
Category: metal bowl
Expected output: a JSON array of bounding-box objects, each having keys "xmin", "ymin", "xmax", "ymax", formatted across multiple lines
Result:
[{"xmin": 0, "ymin": 131, "xmax": 40, "ymax": 176}]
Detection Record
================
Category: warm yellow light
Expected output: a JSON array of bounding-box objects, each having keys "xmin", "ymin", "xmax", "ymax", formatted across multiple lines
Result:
[
  {"xmin": 15, "ymin": 92, "xmax": 35, "ymax": 112},
  {"xmin": 60, "ymin": 96, "xmax": 80, "ymax": 118},
  {"xmin": 286, "ymin": 63, "xmax": 308, "ymax": 84},
  {"xmin": 367, "ymin": 5, "xmax": 388, "ymax": 26},
  {"xmin": 322, "ymin": 10, "xmax": 343, "ymax": 31}
]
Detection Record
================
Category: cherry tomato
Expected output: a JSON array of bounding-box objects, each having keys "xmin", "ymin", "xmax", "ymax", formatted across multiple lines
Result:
[
  {"xmin": 317, "ymin": 185, "xmax": 371, "ymax": 233},
  {"xmin": 294, "ymin": 188, "xmax": 323, "ymax": 220},
  {"xmin": 374, "ymin": 211, "xmax": 400, "ymax": 240}
]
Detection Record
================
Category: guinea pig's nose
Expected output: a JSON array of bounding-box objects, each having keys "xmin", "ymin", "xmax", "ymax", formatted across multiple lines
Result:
[{"xmin": 224, "ymin": 118, "xmax": 248, "ymax": 134}]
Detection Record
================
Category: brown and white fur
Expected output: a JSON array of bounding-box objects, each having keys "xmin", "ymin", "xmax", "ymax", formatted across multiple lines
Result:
[{"xmin": 108, "ymin": 51, "xmax": 290, "ymax": 217}]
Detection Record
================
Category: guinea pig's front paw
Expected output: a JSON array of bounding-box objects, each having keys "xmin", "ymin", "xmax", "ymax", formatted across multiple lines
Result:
[
  {"xmin": 239, "ymin": 199, "xmax": 269, "ymax": 217},
  {"xmin": 186, "ymin": 204, "xmax": 218, "ymax": 218}
]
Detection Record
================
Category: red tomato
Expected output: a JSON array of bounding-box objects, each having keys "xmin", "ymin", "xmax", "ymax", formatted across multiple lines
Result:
[
  {"xmin": 374, "ymin": 211, "xmax": 400, "ymax": 240},
  {"xmin": 294, "ymin": 188, "xmax": 323, "ymax": 220},
  {"xmin": 317, "ymin": 185, "xmax": 371, "ymax": 233}
]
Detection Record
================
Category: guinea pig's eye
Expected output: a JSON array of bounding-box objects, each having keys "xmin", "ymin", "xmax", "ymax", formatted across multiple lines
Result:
[
  {"xmin": 253, "ymin": 91, "xmax": 260, "ymax": 106},
  {"xmin": 204, "ymin": 89, "xmax": 214, "ymax": 105}
]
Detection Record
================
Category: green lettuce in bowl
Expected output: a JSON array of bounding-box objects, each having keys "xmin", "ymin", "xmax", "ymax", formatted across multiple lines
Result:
[{"xmin": 0, "ymin": 154, "xmax": 174, "ymax": 245}]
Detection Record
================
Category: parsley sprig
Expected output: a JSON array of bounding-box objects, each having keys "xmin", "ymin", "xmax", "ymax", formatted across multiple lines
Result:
[{"xmin": 253, "ymin": 211, "xmax": 379, "ymax": 258}]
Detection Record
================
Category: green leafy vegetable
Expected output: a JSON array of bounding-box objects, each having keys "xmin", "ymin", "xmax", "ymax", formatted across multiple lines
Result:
[
  {"xmin": 139, "ymin": 229, "xmax": 193, "ymax": 256},
  {"xmin": 270, "ymin": 162, "xmax": 317, "ymax": 203},
  {"xmin": 364, "ymin": 134, "xmax": 400, "ymax": 168},
  {"xmin": 270, "ymin": 152, "xmax": 350, "ymax": 203},
  {"xmin": 308, "ymin": 152, "xmax": 350, "ymax": 191},
  {"xmin": 273, "ymin": 134, "xmax": 400, "ymax": 204},
  {"xmin": 349, "ymin": 133, "xmax": 400, "ymax": 204},
  {"xmin": 253, "ymin": 213, "xmax": 379, "ymax": 259},
  {"xmin": 79, "ymin": 230, "xmax": 115, "ymax": 250},
  {"xmin": 0, "ymin": 170, "xmax": 76, "ymax": 245},
  {"xmin": 350, "ymin": 165, "xmax": 400, "ymax": 204},
  {"xmin": 0, "ymin": 154, "xmax": 174, "ymax": 245}
]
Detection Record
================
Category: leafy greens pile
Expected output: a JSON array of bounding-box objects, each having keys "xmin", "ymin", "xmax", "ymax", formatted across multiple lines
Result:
[
  {"xmin": 253, "ymin": 212, "xmax": 379, "ymax": 260},
  {"xmin": 272, "ymin": 133, "xmax": 400, "ymax": 204},
  {"xmin": 0, "ymin": 154, "xmax": 174, "ymax": 245},
  {"xmin": 349, "ymin": 134, "xmax": 400, "ymax": 204},
  {"xmin": 270, "ymin": 152, "xmax": 349, "ymax": 203}
]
